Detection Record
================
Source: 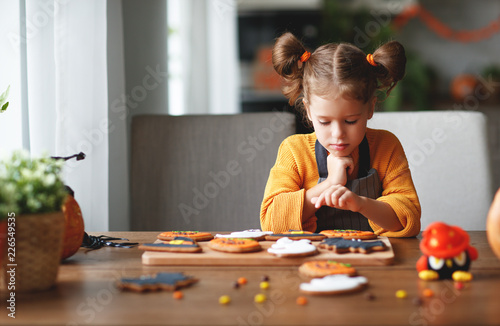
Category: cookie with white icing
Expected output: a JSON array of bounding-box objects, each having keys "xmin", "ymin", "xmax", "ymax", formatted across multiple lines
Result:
[
  {"xmin": 265, "ymin": 230, "xmax": 326, "ymax": 241},
  {"xmin": 215, "ymin": 229, "xmax": 273, "ymax": 241},
  {"xmin": 267, "ymin": 237, "xmax": 318, "ymax": 258},
  {"xmin": 299, "ymin": 275, "xmax": 368, "ymax": 295}
]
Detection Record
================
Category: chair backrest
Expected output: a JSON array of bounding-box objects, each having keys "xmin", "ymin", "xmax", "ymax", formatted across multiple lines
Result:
[
  {"xmin": 130, "ymin": 112, "xmax": 296, "ymax": 231},
  {"xmin": 368, "ymin": 110, "xmax": 493, "ymax": 231}
]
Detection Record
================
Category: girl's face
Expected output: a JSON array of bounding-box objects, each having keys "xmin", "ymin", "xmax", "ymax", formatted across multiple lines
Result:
[{"xmin": 305, "ymin": 94, "xmax": 375, "ymax": 157}]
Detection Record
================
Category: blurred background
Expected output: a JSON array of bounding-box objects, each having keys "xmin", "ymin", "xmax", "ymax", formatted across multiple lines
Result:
[{"xmin": 1, "ymin": 0, "xmax": 499, "ymax": 230}]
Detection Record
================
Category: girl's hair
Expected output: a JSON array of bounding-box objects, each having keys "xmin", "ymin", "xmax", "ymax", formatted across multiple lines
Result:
[{"xmin": 272, "ymin": 32, "xmax": 406, "ymax": 107}]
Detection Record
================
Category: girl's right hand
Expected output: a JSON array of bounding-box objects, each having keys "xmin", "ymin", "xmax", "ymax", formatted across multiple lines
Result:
[{"xmin": 326, "ymin": 154, "xmax": 354, "ymax": 186}]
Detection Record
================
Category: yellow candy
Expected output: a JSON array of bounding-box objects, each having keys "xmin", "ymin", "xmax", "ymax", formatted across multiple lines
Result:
[
  {"xmin": 260, "ymin": 281, "xmax": 270, "ymax": 290},
  {"xmin": 395, "ymin": 290, "xmax": 407, "ymax": 299},
  {"xmin": 254, "ymin": 293, "xmax": 267, "ymax": 303},
  {"xmin": 452, "ymin": 271, "xmax": 473, "ymax": 282},
  {"xmin": 219, "ymin": 295, "xmax": 231, "ymax": 305},
  {"xmin": 418, "ymin": 270, "xmax": 439, "ymax": 281}
]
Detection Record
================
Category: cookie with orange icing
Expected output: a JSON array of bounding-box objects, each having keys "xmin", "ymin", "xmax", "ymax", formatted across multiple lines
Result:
[
  {"xmin": 320, "ymin": 229, "xmax": 377, "ymax": 240},
  {"xmin": 157, "ymin": 231, "xmax": 213, "ymax": 242},
  {"xmin": 207, "ymin": 238, "xmax": 262, "ymax": 253},
  {"xmin": 265, "ymin": 230, "xmax": 326, "ymax": 241},
  {"xmin": 139, "ymin": 237, "xmax": 202, "ymax": 253},
  {"xmin": 299, "ymin": 260, "xmax": 357, "ymax": 278}
]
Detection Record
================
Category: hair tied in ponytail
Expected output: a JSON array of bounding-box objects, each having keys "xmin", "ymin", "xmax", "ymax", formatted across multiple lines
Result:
[
  {"xmin": 366, "ymin": 53, "xmax": 377, "ymax": 67},
  {"xmin": 300, "ymin": 51, "xmax": 311, "ymax": 63}
]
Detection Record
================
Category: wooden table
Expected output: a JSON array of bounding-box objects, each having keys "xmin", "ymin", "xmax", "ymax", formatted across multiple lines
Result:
[{"xmin": 1, "ymin": 232, "xmax": 500, "ymax": 326}]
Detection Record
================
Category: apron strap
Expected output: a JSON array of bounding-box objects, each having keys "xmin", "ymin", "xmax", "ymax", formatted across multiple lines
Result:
[{"xmin": 315, "ymin": 135, "xmax": 370, "ymax": 179}]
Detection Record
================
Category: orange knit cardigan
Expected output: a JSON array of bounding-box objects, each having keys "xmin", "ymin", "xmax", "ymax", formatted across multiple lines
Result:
[{"xmin": 260, "ymin": 128, "xmax": 421, "ymax": 237}]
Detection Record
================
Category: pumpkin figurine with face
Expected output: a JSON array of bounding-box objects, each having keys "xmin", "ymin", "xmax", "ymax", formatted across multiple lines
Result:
[{"xmin": 416, "ymin": 222, "xmax": 478, "ymax": 282}]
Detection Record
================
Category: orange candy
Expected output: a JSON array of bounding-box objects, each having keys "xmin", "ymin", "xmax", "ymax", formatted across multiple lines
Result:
[
  {"xmin": 296, "ymin": 296, "xmax": 308, "ymax": 305},
  {"xmin": 423, "ymin": 288, "xmax": 434, "ymax": 298},
  {"xmin": 173, "ymin": 291, "xmax": 183, "ymax": 300},
  {"xmin": 237, "ymin": 277, "xmax": 248, "ymax": 285}
]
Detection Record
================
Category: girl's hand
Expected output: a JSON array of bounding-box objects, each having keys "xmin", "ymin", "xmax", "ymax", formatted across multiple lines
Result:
[
  {"xmin": 311, "ymin": 185, "xmax": 363, "ymax": 212},
  {"xmin": 326, "ymin": 155, "xmax": 354, "ymax": 186}
]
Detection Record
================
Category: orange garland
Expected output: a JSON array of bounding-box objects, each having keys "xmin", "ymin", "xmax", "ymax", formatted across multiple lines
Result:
[{"xmin": 393, "ymin": 4, "xmax": 500, "ymax": 43}]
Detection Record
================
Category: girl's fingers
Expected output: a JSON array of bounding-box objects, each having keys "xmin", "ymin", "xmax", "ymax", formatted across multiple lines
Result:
[{"xmin": 314, "ymin": 193, "xmax": 324, "ymax": 208}]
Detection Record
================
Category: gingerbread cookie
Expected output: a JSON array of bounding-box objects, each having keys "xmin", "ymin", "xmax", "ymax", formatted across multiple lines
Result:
[
  {"xmin": 319, "ymin": 238, "xmax": 387, "ymax": 254},
  {"xmin": 139, "ymin": 237, "xmax": 202, "ymax": 253},
  {"xmin": 299, "ymin": 260, "xmax": 357, "ymax": 278},
  {"xmin": 207, "ymin": 238, "xmax": 262, "ymax": 253},
  {"xmin": 320, "ymin": 229, "xmax": 377, "ymax": 240},
  {"xmin": 157, "ymin": 231, "xmax": 213, "ymax": 241},
  {"xmin": 117, "ymin": 272, "xmax": 198, "ymax": 292},
  {"xmin": 267, "ymin": 237, "xmax": 318, "ymax": 258},
  {"xmin": 215, "ymin": 229, "xmax": 273, "ymax": 241},
  {"xmin": 265, "ymin": 230, "xmax": 326, "ymax": 241},
  {"xmin": 300, "ymin": 275, "xmax": 368, "ymax": 295}
]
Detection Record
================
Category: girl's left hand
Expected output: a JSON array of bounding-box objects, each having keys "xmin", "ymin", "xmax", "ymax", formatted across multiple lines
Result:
[{"xmin": 311, "ymin": 185, "xmax": 363, "ymax": 212}]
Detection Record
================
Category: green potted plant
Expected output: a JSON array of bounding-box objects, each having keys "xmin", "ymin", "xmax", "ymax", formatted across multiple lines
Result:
[
  {"xmin": 0, "ymin": 150, "xmax": 67, "ymax": 292},
  {"xmin": 0, "ymin": 85, "xmax": 10, "ymax": 113}
]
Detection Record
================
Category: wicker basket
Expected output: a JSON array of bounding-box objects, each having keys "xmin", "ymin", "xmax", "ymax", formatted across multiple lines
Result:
[{"xmin": 2, "ymin": 211, "xmax": 64, "ymax": 292}]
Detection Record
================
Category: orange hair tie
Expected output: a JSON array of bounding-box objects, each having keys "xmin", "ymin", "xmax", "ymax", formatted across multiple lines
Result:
[
  {"xmin": 366, "ymin": 53, "xmax": 377, "ymax": 67},
  {"xmin": 300, "ymin": 51, "xmax": 311, "ymax": 63}
]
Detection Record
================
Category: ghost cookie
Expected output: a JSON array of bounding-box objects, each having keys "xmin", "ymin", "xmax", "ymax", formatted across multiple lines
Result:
[
  {"xmin": 299, "ymin": 260, "xmax": 357, "ymax": 278},
  {"xmin": 320, "ymin": 229, "xmax": 377, "ymax": 240},
  {"xmin": 157, "ymin": 231, "xmax": 214, "ymax": 242},
  {"xmin": 207, "ymin": 238, "xmax": 262, "ymax": 253},
  {"xmin": 139, "ymin": 237, "xmax": 202, "ymax": 253},
  {"xmin": 117, "ymin": 272, "xmax": 198, "ymax": 292},
  {"xmin": 300, "ymin": 275, "xmax": 368, "ymax": 295},
  {"xmin": 267, "ymin": 237, "xmax": 319, "ymax": 258},
  {"xmin": 265, "ymin": 230, "xmax": 326, "ymax": 241},
  {"xmin": 215, "ymin": 229, "xmax": 273, "ymax": 241},
  {"xmin": 319, "ymin": 238, "xmax": 387, "ymax": 254}
]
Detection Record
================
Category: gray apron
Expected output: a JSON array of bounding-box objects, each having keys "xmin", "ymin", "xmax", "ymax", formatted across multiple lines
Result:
[{"xmin": 314, "ymin": 136, "xmax": 381, "ymax": 232}]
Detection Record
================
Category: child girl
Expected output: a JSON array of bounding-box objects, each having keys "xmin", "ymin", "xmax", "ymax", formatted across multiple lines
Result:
[{"xmin": 260, "ymin": 32, "xmax": 421, "ymax": 237}]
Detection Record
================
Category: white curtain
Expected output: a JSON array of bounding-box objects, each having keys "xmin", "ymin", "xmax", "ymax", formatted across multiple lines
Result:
[
  {"xmin": 171, "ymin": 0, "xmax": 240, "ymax": 115},
  {"xmin": 0, "ymin": 0, "xmax": 109, "ymax": 231}
]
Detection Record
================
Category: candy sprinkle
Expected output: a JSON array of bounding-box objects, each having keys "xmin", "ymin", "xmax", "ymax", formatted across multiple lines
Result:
[
  {"xmin": 395, "ymin": 290, "xmax": 408, "ymax": 299},
  {"xmin": 296, "ymin": 296, "xmax": 308, "ymax": 306},
  {"xmin": 219, "ymin": 295, "xmax": 231, "ymax": 305},
  {"xmin": 173, "ymin": 291, "xmax": 183, "ymax": 300},
  {"xmin": 422, "ymin": 288, "xmax": 434, "ymax": 298},
  {"xmin": 254, "ymin": 294, "xmax": 267, "ymax": 303},
  {"xmin": 260, "ymin": 281, "xmax": 270, "ymax": 290},
  {"xmin": 237, "ymin": 277, "xmax": 248, "ymax": 285}
]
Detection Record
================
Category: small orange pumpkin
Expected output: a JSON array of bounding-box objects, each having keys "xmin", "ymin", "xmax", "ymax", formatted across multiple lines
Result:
[
  {"xmin": 487, "ymin": 188, "xmax": 500, "ymax": 260},
  {"xmin": 61, "ymin": 194, "xmax": 85, "ymax": 260},
  {"xmin": 450, "ymin": 74, "xmax": 478, "ymax": 102}
]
